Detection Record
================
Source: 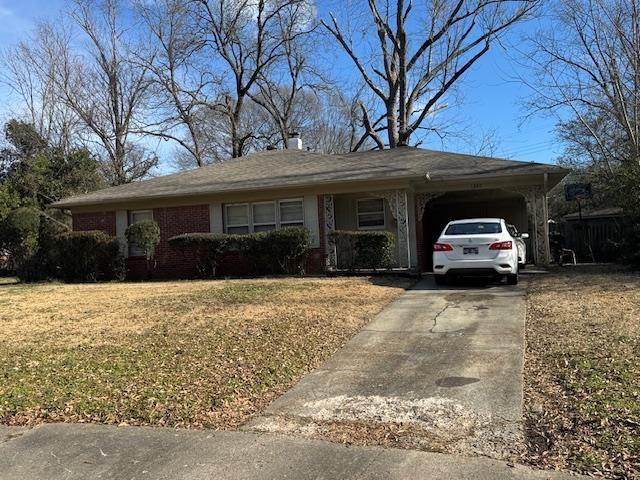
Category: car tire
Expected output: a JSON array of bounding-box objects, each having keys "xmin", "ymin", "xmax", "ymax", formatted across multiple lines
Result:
[
  {"xmin": 506, "ymin": 273, "xmax": 518, "ymax": 285},
  {"xmin": 519, "ymin": 262, "xmax": 526, "ymax": 270},
  {"xmin": 434, "ymin": 275, "xmax": 447, "ymax": 286}
]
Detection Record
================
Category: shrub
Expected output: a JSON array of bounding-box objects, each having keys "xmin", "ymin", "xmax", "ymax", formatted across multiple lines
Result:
[
  {"xmin": 126, "ymin": 220, "xmax": 161, "ymax": 260},
  {"xmin": 260, "ymin": 227, "xmax": 311, "ymax": 274},
  {"xmin": 169, "ymin": 227, "xmax": 311, "ymax": 277},
  {"xmin": 328, "ymin": 230, "xmax": 395, "ymax": 270},
  {"xmin": 168, "ymin": 233, "xmax": 231, "ymax": 277},
  {"xmin": 1, "ymin": 207, "xmax": 40, "ymax": 260},
  {"xmin": 56, "ymin": 231, "xmax": 124, "ymax": 282},
  {"xmin": 229, "ymin": 231, "xmax": 269, "ymax": 273},
  {"xmin": 0, "ymin": 207, "xmax": 41, "ymax": 279},
  {"xmin": 17, "ymin": 216, "xmax": 70, "ymax": 282},
  {"xmin": 126, "ymin": 220, "xmax": 161, "ymax": 277}
]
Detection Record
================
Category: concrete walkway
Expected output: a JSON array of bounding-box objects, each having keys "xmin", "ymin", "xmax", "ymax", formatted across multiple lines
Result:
[
  {"xmin": 0, "ymin": 424, "xmax": 581, "ymax": 479},
  {"xmin": 247, "ymin": 277, "xmax": 527, "ymax": 458}
]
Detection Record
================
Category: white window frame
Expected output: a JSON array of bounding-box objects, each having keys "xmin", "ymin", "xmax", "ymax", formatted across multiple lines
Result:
[
  {"xmin": 356, "ymin": 198, "xmax": 386, "ymax": 230},
  {"xmin": 223, "ymin": 198, "xmax": 305, "ymax": 233},
  {"xmin": 128, "ymin": 209, "xmax": 154, "ymax": 257},
  {"xmin": 224, "ymin": 203, "xmax": 250, "ymax": 234},
  {"xmin": 278, "ymin": 198, "xmax": 304, "ymax": 227},
  {"xmin": 252, "ymin": 201, "xmax": 277, "ymax": 232}
]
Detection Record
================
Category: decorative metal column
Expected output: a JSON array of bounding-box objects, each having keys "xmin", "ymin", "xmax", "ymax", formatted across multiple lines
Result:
[
  {"xmin": 324, "ymin": 194, "xmax": 337, "ymax": 270},
  {"xmin": 507, "ymin": 186, "xmax": 550, "ymax": 265},
  {"xmin": 373, "ymin": 190, "xmax": 411, "ymax": 269}
]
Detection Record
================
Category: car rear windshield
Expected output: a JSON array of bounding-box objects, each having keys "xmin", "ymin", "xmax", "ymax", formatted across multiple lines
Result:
[{"xmin": 444, "ymin": 222, "xmax": 502, "ymax": 235}]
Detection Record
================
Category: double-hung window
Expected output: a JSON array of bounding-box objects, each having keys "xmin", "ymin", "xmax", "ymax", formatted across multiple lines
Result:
[
  {"xmin": 128, "ymin": 210, "xmax": 153, "ymax": 256},
  {"xmin": 224, "ymin": 198, "xmax": 304, "ymax": 233},
  {"xmin": 357, "ymin": 198, "xmax": 385, "ymax": 229},
  {"xmin": 279, "ymin": 199, "xmax": 304, "ymax": 228},
  {"xmin": 252, "ymin": 202, "xmax": 277, "ymax": 232},
  {"xmin": 225, "ymin": 204, "xmax": 250, "ymax": 234}
]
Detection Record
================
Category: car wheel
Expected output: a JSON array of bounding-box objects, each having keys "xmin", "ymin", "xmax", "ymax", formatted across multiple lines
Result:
[
  {"xmin": 506, "ymin": 273, "xmax": 518, "ymax": 285},
  {"xmin": 519, "ymin": 262, "xmax": 526, "ymax": 270},
  {"xmin": 434, "ymin": 275, "xmax": 447, "ymax": 286}
]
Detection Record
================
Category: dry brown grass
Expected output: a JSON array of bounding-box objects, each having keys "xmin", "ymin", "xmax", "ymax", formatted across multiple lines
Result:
[
  {"xmin": 523, "ymin": 266, "xmax": 640, "ymax": 479},
  {"xmin": 0, "ymin": 276, "xmax": 411, "ymax": 429}
]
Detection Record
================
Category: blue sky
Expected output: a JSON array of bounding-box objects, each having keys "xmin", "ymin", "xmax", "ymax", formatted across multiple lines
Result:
[{"xmin": 0, "ymin": 0, "xmax": 562, "ymax": 166}]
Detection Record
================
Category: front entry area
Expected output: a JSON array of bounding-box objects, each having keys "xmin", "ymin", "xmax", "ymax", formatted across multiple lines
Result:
[{"xmin": 420, "ymin": 189, "xmax": 530, "ymax": 272}]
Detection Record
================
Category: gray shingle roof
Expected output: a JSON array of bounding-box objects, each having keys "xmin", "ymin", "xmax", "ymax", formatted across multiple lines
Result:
[{"xmin": 52, "ymin": 146, "xmax": 569, "ymax": 208}]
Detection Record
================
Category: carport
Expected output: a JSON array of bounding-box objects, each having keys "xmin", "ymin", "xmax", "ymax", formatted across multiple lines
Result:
[
  {"xmin": 420, "ymin": 189, "xmax": 528, "ymax": 271},
  {"xmin": 415, "ymin": 182, "xmax": 554, "ymax": 273}
]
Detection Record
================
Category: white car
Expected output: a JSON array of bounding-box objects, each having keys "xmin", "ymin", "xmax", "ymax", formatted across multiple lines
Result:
[{"xmin": 432, "ymin": 218, "xmax": 520, "ymax": 285}]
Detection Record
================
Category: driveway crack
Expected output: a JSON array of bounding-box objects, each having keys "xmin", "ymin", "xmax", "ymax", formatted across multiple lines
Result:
[{"xmin": 430, "ymin": 303, "xmax": 450, "ymax": 333}]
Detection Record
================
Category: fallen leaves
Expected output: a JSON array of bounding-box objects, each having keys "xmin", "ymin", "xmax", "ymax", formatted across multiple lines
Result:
[
  {"xmin": 0, "ymin": 277, "xmax": 411, "ymax": 429},
  {"xmin": 522, "ymin": 266, "xmax": 640, "ymax": 479}
]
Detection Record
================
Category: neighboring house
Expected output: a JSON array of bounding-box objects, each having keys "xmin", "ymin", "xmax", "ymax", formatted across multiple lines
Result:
[{"xmin": 52, "ymin": 139, "xmax": 569, "ymax": 278}]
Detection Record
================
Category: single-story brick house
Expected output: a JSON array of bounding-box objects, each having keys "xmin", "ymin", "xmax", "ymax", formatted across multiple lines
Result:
[{"xmin": 52, "ymin": 141, "xmax": 569, "ymax": 278}]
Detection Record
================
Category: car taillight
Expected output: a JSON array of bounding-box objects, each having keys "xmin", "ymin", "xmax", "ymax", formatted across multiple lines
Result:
[
  {"xmin": 433, "ymin": 243, "xmax": 453, "ymax": 252},
  {"xmin": 489, "ymin": 241, "xmax": 512, "ymax": 250}
]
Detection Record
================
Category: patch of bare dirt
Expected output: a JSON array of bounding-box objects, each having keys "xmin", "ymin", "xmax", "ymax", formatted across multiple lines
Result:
[{"xmin": 248, "ymin": 394, "xmax": 523, "ymax": 460}]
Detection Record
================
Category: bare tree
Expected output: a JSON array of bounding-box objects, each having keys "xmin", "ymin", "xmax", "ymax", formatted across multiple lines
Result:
[
  {"xmin": 53, "ymin": 0, "xmax": 157, "ymax": 184},
  {"xmin": 246, "ymin": 8, "xmax": 330, "ymax": 149},
  {"xmin": 303, "ymin": 91, "xmax": 368, "ymax": 154},
  {"xmin": 1, "ymin": 23, "xmax": 80, "ymax": 152},
  {"xmin": 136, "ymin": 0, "xmax": 219, "ymax": 167},
  {"xmin": 525, "ymin": 0, "xmax": 640, "ymax": 176},
  {"xmin": 191, "ymin": 0, "xmax": 317, "ymax": 158},
  {"xmin": 323, "ymin": 0, "xmax": 539, "ymax": 149}
]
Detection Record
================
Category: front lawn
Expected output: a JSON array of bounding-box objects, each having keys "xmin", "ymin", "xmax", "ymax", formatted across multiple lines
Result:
[
  {"xmin": 0, "ymin": 277, "xmax": 410, "ymax": 428},
  {"xmin": 524, "ymin": 266, "xmax": 640, "ymax": 479}
]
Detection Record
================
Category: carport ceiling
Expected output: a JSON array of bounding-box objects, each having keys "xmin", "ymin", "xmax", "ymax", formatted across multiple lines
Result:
[{"xmin": 431, "ymin": 189, "xmax": 524, "ymax": 205}]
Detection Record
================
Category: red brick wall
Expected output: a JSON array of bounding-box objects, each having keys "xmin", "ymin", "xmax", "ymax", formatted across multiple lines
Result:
[
  {"xmin": 72, "ymin": 211, "xmax": 116, "ymax": 236},
  {"xmin": 127, "ymin": 205, "xmax": 210, "ymax": 279}
]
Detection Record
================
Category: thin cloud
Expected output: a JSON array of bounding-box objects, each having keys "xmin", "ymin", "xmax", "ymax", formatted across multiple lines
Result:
[
  {"xmin": 0, "ymin": 5, "xmax": 13, "ymax": 17},
  {"xmin": 0, "ymin": 2, "xmax": 32, "ymax": 36}
]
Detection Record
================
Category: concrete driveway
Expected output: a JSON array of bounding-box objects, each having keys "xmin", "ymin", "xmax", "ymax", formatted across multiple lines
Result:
[{"xmin": 247, "ymin": 276, "xmax": 527, "ymax": 458}]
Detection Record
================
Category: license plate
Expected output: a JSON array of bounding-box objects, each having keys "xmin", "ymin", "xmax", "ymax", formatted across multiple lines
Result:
[{"xmin": 463, "ymin": 247, "xmax": 479, "ymax": 255}]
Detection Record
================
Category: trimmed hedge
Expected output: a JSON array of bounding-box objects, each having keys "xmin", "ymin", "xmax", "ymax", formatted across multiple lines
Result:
[
  {"xmin": 169, "ymin": 227, "xmax": 311, "ymax": 277},
  {"xmin": 56, "ymin": 231, "xmax": 125, "ymax": 282},
  {"xmin": 168, "ymin": 232, "xmax": 231, "ymax": 277},
  {"xmin": 328, "ymin": 230, "xmax": 395, "ymax": 270},
  {"xmin": 260, "ymin": 227, "xmax": 311, "ymax": 274}
]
